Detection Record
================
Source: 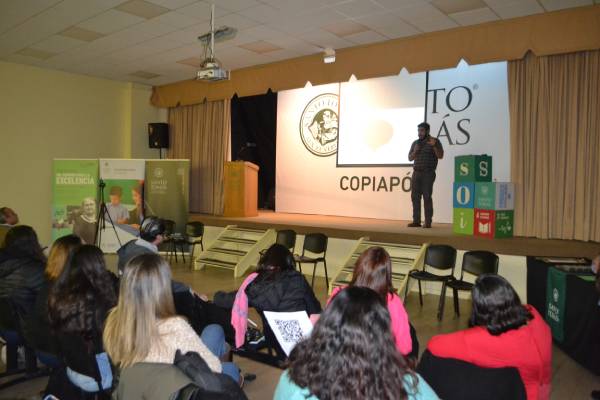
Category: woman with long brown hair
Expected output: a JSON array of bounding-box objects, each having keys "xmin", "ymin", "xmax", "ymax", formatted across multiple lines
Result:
[
  {"xmin": 275, "ymin": 286, "xmax": 438, "ymax": 400},
  {"xmin": 327, "ymin": 246, "xmax": 412, "ymax": 355}
]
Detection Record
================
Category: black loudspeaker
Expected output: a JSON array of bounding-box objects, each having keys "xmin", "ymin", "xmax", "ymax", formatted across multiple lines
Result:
[{"xmin": 148, "ymin": 123, "xmax": 169, "ymax": 149}]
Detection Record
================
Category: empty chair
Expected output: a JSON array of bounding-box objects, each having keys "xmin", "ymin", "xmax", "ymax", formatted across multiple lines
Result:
[
  {"xmin": 294, "ymin": 233, "xmax": 328, "ymax": 290},
  {"xmin": 274, "ymin": 229, "xmax": 296, "ymax": 252},
  {"xmin": 446, "ymin": 251, "xmax": 499, "ymax": 317},
  {"xmin": 404, "ymin": 244, "xmax": 457, "ymax": 321},
  {"xmin": 163, "ymin": 219, "xmax": 182, "ymax": 263},
  {"xmin": 184, "ymin": 222, "xmax": 204, "ymax": 267},
  {"xmin": 260, "ymin": 230, "xmax": 297, "ymax": 256}
]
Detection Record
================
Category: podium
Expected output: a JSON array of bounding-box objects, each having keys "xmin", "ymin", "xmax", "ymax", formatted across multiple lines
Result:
[{"xmin": 223, "ymin": 161, "xmax": 259, "ymax": 217}]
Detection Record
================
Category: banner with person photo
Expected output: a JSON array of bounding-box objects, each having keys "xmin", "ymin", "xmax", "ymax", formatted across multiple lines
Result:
[
  {"xmin": 97, "ymin": 159, "xmax": 145, "ymax": 253},
  {"xmin": 144, "ymin": 159, "xmax": 190, "ymax": 235},
  {"xmin": 51, "ymin": 159, "xmax": 99, "ymax": 243}
]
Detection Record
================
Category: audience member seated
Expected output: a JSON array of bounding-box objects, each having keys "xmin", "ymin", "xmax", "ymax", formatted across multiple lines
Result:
[
  {"xmin": 117, "ymin": 216, "xmax": 187, "ymax": 292},
  {"xmin": 0, "ymin": 206, "xmax": 19, "ymax": 248},
  {"xmin": 214, "ymin": 244, "xmax": 321, "ymax": 349},
  {"xmin": 427, "ymin": 274, "xmax": 552, "ymax": 400},
  {"xmin": 327, "ymin": 246, "xmax": 412, "ymax": 356},
  {"xmin": 0, "ymin": 225, "xmax": 45, "ymax": 315},
  {"xmin": 24, "ymin": 234, "xmax": 82, "ymax": 362},
  {"xmin": 274, "ymin": 286, "xmax": 438, "ymax": 400},
  {"xmin": 103, "ymin": 253, "xmax": 241, "ymax": 385},
  {"xmin": 46, "ymin": 245, "xmax": 118, "ymax": 395}
]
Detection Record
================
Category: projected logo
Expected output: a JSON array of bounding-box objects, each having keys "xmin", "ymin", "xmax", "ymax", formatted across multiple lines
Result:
[{"xmin": 299, "ymin": 93, "xmax": 339, "ymax": 157}]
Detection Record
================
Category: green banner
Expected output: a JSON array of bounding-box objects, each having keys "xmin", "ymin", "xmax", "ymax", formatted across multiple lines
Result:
[
  {"xmin": 546, "ymin": 267, "xmax": 567, "ymax": 342},
  {"xmin": 52, "ymin": 159, "xmax": 99, "ymax": 243},
  {"xmin": 144, "ymin": 160, "xmax": 190, "ymax": 234}
]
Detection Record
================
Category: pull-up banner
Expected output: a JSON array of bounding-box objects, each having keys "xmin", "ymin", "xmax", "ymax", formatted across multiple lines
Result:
[
  {"xmin": 51, "ymin": 159, "xmax": 99, "ymax": 242},
  {"xmin": 145, "ymin": 160, "xmax": 190, "ymax": 235},
  {"xmin": 97, "ymin": 159, "xmax": 145, "ymax": 253},
  {"xmin": 276, "ymin": 61, "xmax": 510, "ymax": 222}
]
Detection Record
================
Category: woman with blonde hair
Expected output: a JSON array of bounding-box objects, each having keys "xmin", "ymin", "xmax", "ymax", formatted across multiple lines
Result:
[{"xmin": 103, "ymin": 253, "xmax": 240, "ymax": 383}]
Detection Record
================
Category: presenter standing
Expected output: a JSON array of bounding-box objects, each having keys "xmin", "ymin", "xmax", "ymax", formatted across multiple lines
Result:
[{"xmin": 408, "ymin": 122, "xmax": 443, "ymax": 228}]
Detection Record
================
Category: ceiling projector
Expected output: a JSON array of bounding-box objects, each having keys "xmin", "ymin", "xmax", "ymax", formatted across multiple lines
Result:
[
  {"xmin": 196, "ymin": 4, "xmax": 232, "ymax": 82},
  {"xmin": 196, "ymin": 58, "xmax": 229, "ymax": 81}
]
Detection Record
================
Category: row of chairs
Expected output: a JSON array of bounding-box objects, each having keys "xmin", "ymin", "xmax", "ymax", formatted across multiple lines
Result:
[{"xmin": 405, "ymin": 244, "xmax": 499, "ymax": 321}]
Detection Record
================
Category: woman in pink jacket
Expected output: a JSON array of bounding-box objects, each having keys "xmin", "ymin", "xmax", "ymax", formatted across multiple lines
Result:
[{"xmin": 328, "ymin": 246, "xmax": 412, "ymax": 355}]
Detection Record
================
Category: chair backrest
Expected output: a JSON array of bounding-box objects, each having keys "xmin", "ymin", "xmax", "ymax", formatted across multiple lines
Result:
[
  {"xmin": 302, "ymin": 233, "xmax": 328, "ymax": 256},
  {"xmin": 275, "ymin": 229, "xmax": 296, "ymax": 251},
  {"xmin": 424, "ymin": 244, "xmax": 457, "ymax": 272},
  {"xmin": 417, "ymin": 349, "xmax": 526, "ymax": 400},
  {"xmin": 163, "ymin": 219, "xmax": 176, "ymax": 236},
  {"xmin": 461, "ymin": 251, "xmax": 499, "ymax": 279},
  {"xmin": 186, "ymin": 222, "xmax": 204, "ymax": 237}
]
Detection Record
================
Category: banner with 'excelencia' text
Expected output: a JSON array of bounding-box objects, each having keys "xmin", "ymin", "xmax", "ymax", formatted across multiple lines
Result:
[{"xmin": 52, "ymin": 159, "xmax": 99, "ymax": 243}]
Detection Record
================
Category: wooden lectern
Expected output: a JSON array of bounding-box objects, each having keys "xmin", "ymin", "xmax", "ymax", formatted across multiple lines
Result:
[{"xmin": 223, "ymin": 161, "xmax": 259, "ymax": 217}]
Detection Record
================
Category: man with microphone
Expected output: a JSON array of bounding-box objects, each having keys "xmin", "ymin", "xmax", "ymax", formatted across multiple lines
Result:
[{"xmin": 408, "ymin": 122, "xmax": 444, "ymax": 228}]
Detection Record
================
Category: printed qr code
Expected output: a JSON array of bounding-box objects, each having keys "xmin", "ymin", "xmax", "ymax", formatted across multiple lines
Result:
[{"xmin": 274, "ymin": 319, "xmax": 304, "ymax": 343}]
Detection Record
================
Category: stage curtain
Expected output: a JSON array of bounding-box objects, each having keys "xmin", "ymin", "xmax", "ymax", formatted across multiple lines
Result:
[
  {"xmin": 167, "ymin": 99, "xmax": 231, "ymax": 214},
  {"xmin": 230, "ymin": 91, "xmax": 277, "ymax": 209},
  {"xmin": 509, "ymin": 50, "xmax": 600, "ymax": 242},
  {"xmin": 151, "ymin": 5, "xmax": 600, "ymax": 107}
]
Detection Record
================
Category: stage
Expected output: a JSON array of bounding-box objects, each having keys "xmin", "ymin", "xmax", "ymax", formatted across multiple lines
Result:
[{"xmin": 190, "ymin": 211, "xmax": 599, "ymax": 259}]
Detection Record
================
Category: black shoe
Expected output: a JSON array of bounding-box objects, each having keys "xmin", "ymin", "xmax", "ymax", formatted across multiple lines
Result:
[
  {"xmin": 423, "ymin": 223, "xmax": 432, "ymax": 228},
  {"xmin": 591, "ymin": 390, "xmax": 600, "ymax": 400},
  {"xmin": 408, "ymin": 222, "xmax": 421, "ymax": 228}
]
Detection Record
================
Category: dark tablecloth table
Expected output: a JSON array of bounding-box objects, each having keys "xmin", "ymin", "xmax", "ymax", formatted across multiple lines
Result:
[{"xmin": 527, "ymin": 256, "xmax": 600, "ymax": 375}]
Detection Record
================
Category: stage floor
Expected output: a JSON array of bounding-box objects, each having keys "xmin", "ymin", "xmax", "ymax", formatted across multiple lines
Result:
[{"xmin": 190, "ymin": 211, "xmax": 599, "ymax": 258}]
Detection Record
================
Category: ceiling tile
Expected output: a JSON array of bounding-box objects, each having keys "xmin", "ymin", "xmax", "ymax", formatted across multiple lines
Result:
[
  {"xmin": 30, "ymin": 34, "xmax": 86, "ymax": 53},
  {"xmin": 129, "ymin": 70, "xmax": 161, "ymax": 79},
  {"xmin": 262, "ymin": 0, "xmax": 328, "ymax": 13},
  {"xmin": 483, "ymin": 0, "xmax": 544, "ymax": 19},
  {"xmin": 217, "ymin": 13, "xmax": 261, "ymax": 31},
  {"xmin": 77, "ymin": 10, "xmax": 145, "ymax": 35},
  {"xmin": 297, "ymin": 28, "xmax": 354, "ymax": 50},
  {"xmin": 17, "ymin": 47, "xmax": 57, "ymax": 59},
  {"xmin": 355, "ymin": 12, "xmax": 406, "ymax": 29},
  {"xmin": 394, "ymin": 2, "xmax": 449, "ymax": 21},
  {"xmin": 449, "ymin": 7, "xmax": 499, "ymax": 26},
  {"xmin": 1, "ymin": 53, "xmax": 47, "ymax": 66},
  {"xmin": 417, "ymin": 16, "xmax": 459, "ymax": 32},
  {"xmin": 432, "ymin": 0, "xmax": 488, "ymax": 14},
  {"xmin": 344, "ymin": 29, "xmax": 389, "ymax": 44},
  {"xmin": 0, "ymin": 0, "xmax": 62, "ymax": 35},
  {"xmin": 333, "ymin": 0, "xmax": 386, "ymax": 18},
  {"xmin": 59, "ymin": 26, "xmax": 105, "ymax": 42},
  {"xmin": 238, "ymin": 40, "xmax": 283, "ymax": 54},
  {"xmin": 322, "ymin": 20, "xmax": 370, "ymax": 37},
  {"xmin": 177, "ymin": 56, "xmax": 202, "ymax": 66},
  {"xmin": 145, "ymin": 0, "xmax": 199, "ymax": 10},
  {"xmin": 374, "ymin": 20, "xmax": 421, "ymax": 38},
  {"xmin": 116, "ymin": 0, "xmax": 170, "ymax": 19},
  {"xmin": 538, "ymin": 0, "xmax": 592, "ymax": 11},
  {"xmin": 174, "ymin": 2, "xmax": 230, "ymax": 20},
  {"xmin": 236, "ymin": 4, "xmax": 282, "ymax": 24},
  {"xmin": 263, "ymin": 48, "xmax": 303, "ymax": 61},
  {"xmin": 212, "ymin": 0, "xmax": 262, "ymax": 12},
  {"xmin": 151, "ymin": 11, "xmax": 204, "ymax": 28},
  {"xmin": 373, "ymin": 0, "xmax": 435, "ymax": 11}
]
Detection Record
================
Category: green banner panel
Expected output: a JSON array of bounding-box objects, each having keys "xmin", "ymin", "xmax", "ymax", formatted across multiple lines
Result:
[{"xmin": 51, "ymin": 159, "xmax": 99, "ymax": 243}]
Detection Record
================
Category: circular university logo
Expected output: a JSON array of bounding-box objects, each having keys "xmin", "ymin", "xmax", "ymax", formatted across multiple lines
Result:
[
  {"xmin": 299, "ymin": 93, "xmax": 339, "ymax": 157},
  {"xmin": 154, "ymin": 167, "xmax": 164, "ymax": 178}
]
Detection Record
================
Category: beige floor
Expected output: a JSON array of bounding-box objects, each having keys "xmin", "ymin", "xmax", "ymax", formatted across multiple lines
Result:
[{"xmin": 1, "ymin": 256, "xmax": 599, "ymax": 399}]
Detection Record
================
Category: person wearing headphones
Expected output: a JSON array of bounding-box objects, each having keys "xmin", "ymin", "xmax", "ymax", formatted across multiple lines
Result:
[{"xmin": 117, "ymin": 216, "xmax": 166, "ymax": 274}]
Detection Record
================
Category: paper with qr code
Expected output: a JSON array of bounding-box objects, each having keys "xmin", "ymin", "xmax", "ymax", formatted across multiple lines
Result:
[{"xmin": 263, "ymin": 311, "xmax": 314, "ymax": 356}]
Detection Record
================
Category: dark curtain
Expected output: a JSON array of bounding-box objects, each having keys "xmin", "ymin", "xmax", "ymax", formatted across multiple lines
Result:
[{"xmin": 230, "ymin": 91, "xmax": 277, "ymax": 210}]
